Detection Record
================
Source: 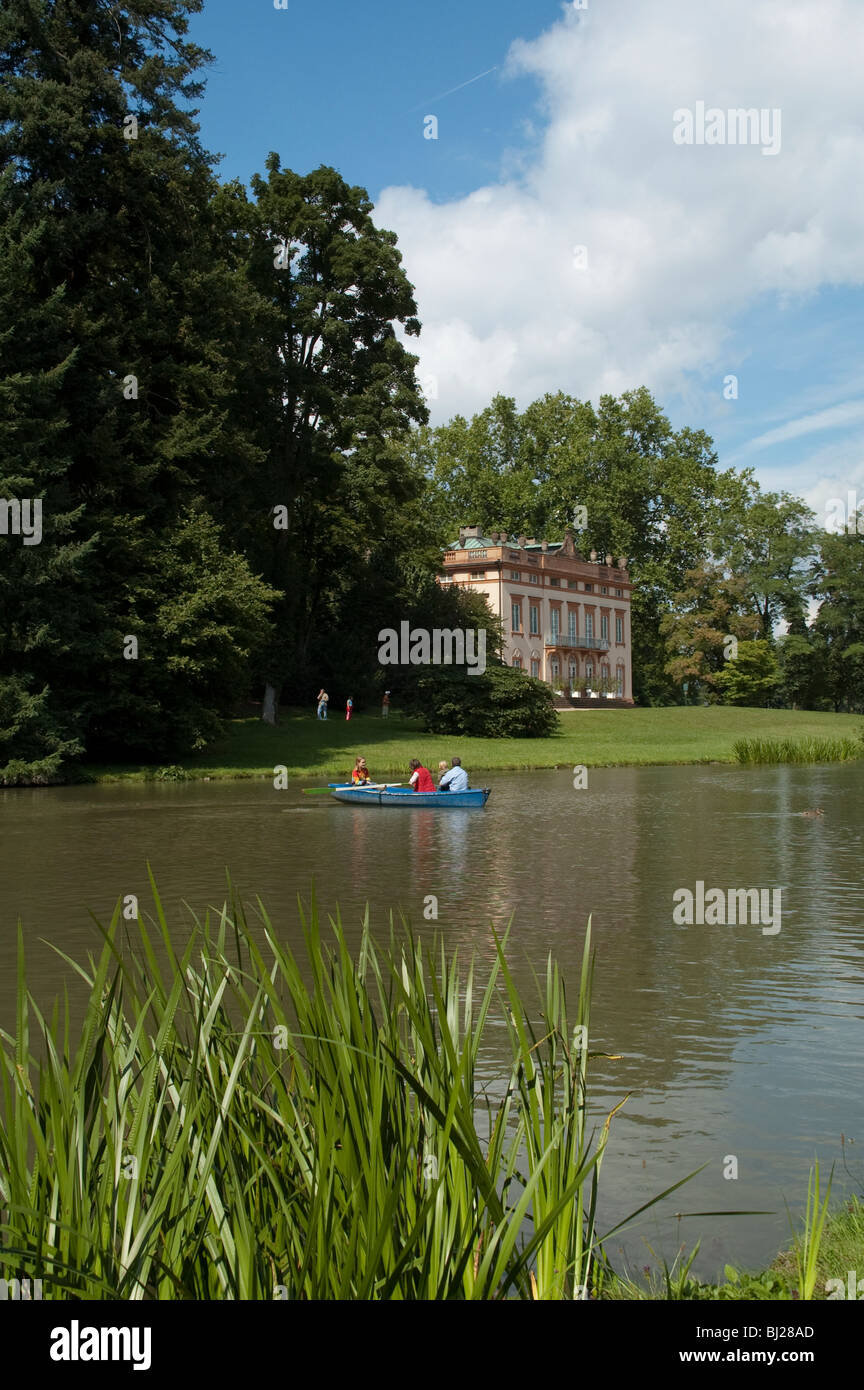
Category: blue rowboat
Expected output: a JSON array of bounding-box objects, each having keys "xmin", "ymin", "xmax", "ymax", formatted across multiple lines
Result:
[{"xmin": 330, "ymin": 785, "xmax": 490, "ymax": 808}]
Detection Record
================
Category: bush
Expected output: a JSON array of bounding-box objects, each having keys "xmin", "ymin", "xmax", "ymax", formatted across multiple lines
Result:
[{"xmin": 401, "ymin": 664, "xmax": 558, "ymax": 738}]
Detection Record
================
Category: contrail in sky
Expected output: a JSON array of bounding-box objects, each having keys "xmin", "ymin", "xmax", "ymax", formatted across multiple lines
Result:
[{"xmin": 408, "ymin": 66, "xmax": 499, "ymax": 112}]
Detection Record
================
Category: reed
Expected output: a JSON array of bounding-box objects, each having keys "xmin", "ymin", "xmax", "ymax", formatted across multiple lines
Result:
[
  {"xmin": 0, "ymin": 880, "xmax": 685, "ymax": 1300},
  {"xmin": 733, "ymin": 735, "xmax": 863, "ymax": 765}
]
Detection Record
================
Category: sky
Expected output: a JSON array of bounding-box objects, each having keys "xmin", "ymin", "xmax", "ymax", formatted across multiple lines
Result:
[{"xmin": 187, "ymin": 0, "xmax": 864, "ymax": 530}]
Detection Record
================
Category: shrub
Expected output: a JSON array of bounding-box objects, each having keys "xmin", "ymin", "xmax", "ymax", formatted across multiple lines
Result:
[{"xmin": 402, "ymin": 664, "xmax": 559, "ymax": 738}]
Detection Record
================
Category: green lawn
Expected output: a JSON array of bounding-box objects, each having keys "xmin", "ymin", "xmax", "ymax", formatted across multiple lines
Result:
[{"xmin": 86, "ymin": 705, "xmax": 864, "ymax": 782}]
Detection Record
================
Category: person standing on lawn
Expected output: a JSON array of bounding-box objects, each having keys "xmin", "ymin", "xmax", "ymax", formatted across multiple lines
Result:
[
  {"xmin": 346, "ymin": 697, "xmax": 353, "ymax": 721},
  {"xmin": 316, "ymin": 688, "xmax": 329, "ymax": 720},
  {"xmin": 381, "ymin": 691, "xmax": 390, "ymax": 719}
]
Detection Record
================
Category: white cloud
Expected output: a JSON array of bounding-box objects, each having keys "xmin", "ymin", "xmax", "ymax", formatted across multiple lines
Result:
[
  {"xmin": 376, "ymin": 0, "xmax": 864, "ymax": 424},
  {"xmin": 739, "ymin": 400, "xmax": 864, "ymax": 453}
]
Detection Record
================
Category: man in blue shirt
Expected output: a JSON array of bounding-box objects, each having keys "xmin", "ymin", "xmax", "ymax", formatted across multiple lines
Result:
[{"xmin": 439, "ymin": 757, "xmax": 469, "ymax": 792}]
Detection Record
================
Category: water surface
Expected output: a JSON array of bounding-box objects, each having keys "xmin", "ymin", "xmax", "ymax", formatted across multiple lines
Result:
[{"xmin": 2, "ymin": 762, "xmax": 862, "ymax": 1280}]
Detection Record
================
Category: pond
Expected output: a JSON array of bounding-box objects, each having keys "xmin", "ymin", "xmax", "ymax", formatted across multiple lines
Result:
[{"xmin": 1, "ymin": 760, "xmax": 862, "ymax": 1281}]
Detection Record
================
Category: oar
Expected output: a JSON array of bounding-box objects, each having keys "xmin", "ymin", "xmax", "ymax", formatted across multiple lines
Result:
[{"xmin": 302, "ymin": 782, "xmax": 403, "ymax": 795}]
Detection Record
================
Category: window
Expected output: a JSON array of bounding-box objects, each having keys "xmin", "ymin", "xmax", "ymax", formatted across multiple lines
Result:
[
  {"xmin": 584, "ymin": 583, "xmax": 593, "ymax": 593},
  {"xmin": 512, "ymin": 653, "xmax": 522, "ymax": 668},
  {"xmin": 567, "ymin": 580, "xmax": 579, "ymax": 589},
  {"xmin": 529, "ymin": 604, "xmax": 539, "ymax": 636},
  {"xmin": 530, "ymin": 659, "xmax": 540, "ymax": 678},
  {"xmin": 616, "ymin": 588, "xmax": 623, "ymax": 597},
  {"xmin": 601, "ymin": 585, "xmax": 608, "ymax": 594},
  {"xmin": 510, "ymin": 570, "xmax": 521, "ymax": 580},
  {"xmin": 511, "ymin": 602, "xmax": 521, "ymax": 632},
  {"xmin": 568, "ymin": 611, "xmax": 577, "ymax": 641},
  {"xmin": 472, "ymin": 571, "xmax": 486, "ymax": 579},
  {"xmin": 585, "ymin": 662, "xmax": 594, "ymax": 686},
  {"xmin": 550, "ymin": 609, "xmax": 560, "ymax": 639},
  {"xmin": 616, "ymin": 616, "xmax": 623, "ymax": 643},
  {"xmin": 549, "ymin": 577, "xmax": 560, "ymax": 587},
  {"xmin": 529, "ymin": 573, "xmax": 539, "ymax": 585},
  {"xmin": 569, "ymin": 661, "xmax": 577, "ymax": 684},
  {"xmin": 585, "ymin": 613, "xmax": 594, "ymax": 641},
  {"xmin": 616, "ymin": 665, "xmax": 624, "ymax": 695},
  {"xmin": 600, "ymin": 614, "xmax": 609, "ymax": 641},
  {"xmin": 551, "ymin": 660, "xmax": 560, "ymax": 682}
]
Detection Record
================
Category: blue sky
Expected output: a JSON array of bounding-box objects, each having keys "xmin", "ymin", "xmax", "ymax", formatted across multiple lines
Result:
[{"xmin": 188, "ymin": 0, "xmax": 864, "ymax": 528}]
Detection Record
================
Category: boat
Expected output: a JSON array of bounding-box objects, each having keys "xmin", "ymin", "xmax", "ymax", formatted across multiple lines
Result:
[{"xmin": 329, "ymin": 784, "xmax": 491, "ymax": 808}]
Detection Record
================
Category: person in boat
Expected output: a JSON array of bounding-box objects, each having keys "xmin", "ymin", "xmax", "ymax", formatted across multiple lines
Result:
[
  {"xmin": 438, "ymin": 756, "xmax": 469, "ymax": 792},
  {"xmin": 408, "ymin": 758, "xmax": 435, "ymax": 793},
  {"xmin": 351, "ymin": 757, "xmax": 371, "ymax": 784}
]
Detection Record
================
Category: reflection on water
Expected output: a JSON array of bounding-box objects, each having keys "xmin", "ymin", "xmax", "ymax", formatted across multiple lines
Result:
[{"xmin": 1, "ymin": 761, "xmax": 862, "ymax": 1278}]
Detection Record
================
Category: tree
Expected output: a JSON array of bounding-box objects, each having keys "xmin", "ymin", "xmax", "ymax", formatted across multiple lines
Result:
[
  {"xmin": 809, "ymin": 528, "xmax": 864, "ymax": 712},
  {"xmin": 713, "ymin": 640, "xmax": 781, "ymax": 707},
  {"xmin": 230, "ymin": 158, "xmax": 429, "ymax": 708},
  {"xmin": 0, "ymin": 0, "xmax": 274, "ymax": 777},
  {"xmin": 722, "ymin": 490, "xmax": 817, "ymax": 636},
  {"xmin": 660, "ymin": 564, "xmax": 760, "ymax": 701}
]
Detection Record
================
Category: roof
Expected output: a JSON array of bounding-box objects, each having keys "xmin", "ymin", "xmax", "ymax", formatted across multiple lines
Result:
[{"xmin": 446, "ymin": 534, "xmax": 564, "ymax": 553}]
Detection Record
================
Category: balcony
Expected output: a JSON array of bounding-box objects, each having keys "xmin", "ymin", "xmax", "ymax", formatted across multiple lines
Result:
[{"xmin": 544, "ymin": 633, "xmax": 610, "ymax": 651}]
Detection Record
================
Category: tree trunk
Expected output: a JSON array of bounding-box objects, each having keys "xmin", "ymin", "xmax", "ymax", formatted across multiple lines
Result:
[{"xmin": 262, "ymin": 683, "xmax": 279, "ymax": 725}]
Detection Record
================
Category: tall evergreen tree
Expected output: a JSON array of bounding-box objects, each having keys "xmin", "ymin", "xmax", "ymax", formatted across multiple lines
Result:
[{"xmin": 0, "ymin": 0, "xmax": 274, "ymax": 777}]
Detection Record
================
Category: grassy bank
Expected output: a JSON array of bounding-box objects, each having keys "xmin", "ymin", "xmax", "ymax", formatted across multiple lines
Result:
[
  {"xmin": 84, "ymin": 706, "xmax": 864, "ymax": 782},
  {"xmin": 603, "ymin": 1193, "xmax": 864, "ymax": 1301}
]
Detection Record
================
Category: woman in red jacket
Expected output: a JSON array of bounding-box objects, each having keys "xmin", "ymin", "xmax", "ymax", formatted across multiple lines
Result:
[{"xmin": 408, "ymin": 758, "xmax": 435, "ymax": 793}]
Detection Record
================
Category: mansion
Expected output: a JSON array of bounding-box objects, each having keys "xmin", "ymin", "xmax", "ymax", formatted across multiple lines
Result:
[{"xmin": 442, "ymin": 527, "xmax": 634, "ymax": 703}]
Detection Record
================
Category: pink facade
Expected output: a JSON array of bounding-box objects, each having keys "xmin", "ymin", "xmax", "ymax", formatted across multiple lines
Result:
[{"xmin": 441, "ymin": 527, "xmax": 634, "ymax": 702}]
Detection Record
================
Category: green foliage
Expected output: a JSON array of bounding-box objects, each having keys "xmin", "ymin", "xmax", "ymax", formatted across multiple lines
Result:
[
  {"xmin": 86, "ymin": 512, "xmax": 278, "ymax": 760},
  {"xmin": 790, "ymin": 1162, "xmax": 833, "ymax": 1302},
  {"xmin": 733, "ymin": 734, "xmax": 863, "ymax": 764},
  {"xmin": 809, "ymin": 529, "xmax": 864, "ymax": 712},
  {"xmin": 0, "ymin": 0, "xmax": 276, "ymax": 775},
  {"xmin": 661, "ymin": 566, "xmax": 761, "ymax": 700},
  {"xmin": 713, "ymin": 640, "xmax": 781, "ymax": 707},
  {"xmin": 0, "ymin": 677, "xmax": 83, "ymax": 785},
  {"xmin": 0, "ymin": 886, "xmax": 674, "ymax": 1300},
  {"xmin": 403, "ymin": 664, "xmax": 559, "ymax": 738}
]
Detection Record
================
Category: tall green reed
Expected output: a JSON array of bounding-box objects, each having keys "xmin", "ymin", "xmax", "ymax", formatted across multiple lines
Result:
[
  {"xmin": 1, "ymin": 878, "xmax": 684, "ymax": 1299},
  {"xmin": 733, "ymin": 735, "xmax": 863, "ymax": 765}
]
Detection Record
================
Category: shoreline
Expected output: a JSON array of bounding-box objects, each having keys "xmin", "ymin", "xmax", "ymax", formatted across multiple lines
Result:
[{"xmin": 72, "ymin": 706, "xmax": 863, "ymax": 785}]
